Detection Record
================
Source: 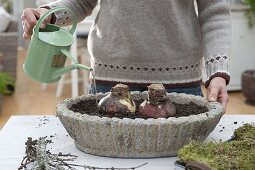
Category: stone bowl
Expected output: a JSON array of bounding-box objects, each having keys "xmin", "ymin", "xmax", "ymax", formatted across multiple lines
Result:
[{"xmin": 56, "ymin": 92, "xmax": 224, "ymax": 158}]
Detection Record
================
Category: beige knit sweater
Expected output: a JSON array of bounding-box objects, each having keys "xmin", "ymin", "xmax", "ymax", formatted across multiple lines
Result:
[{"xmin": 46, "ymin": 0, "xmax": 231, "ymax": 88}]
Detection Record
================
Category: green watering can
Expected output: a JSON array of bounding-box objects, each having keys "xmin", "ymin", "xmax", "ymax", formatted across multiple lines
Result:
[{"xmin": 23, "ymin": 7, "xmax": 91, "ymax": 83}]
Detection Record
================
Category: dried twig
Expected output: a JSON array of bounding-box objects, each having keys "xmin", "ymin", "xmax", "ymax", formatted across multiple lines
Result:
[{"xmin": 19, "ymin": 137, "xmax": 147, "ymax": 170}]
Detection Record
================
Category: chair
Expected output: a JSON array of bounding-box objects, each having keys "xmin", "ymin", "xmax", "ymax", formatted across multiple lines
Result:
[{"xmin": 0, "ymin": 19, "xmax": 18, "ymax": 83}]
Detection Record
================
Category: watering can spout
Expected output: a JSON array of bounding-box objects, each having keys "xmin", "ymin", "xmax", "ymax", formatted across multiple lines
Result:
[
  {"xmin": 76, "ymin": 64, "xmax": 92, "ymax": 72},
  {"xmin": 52, "ymin": 49, "xmax": 92, "ymax": 80},
  {"xmin": 53, "ymin": 64, "xmax": 92, "ymax": 80}
]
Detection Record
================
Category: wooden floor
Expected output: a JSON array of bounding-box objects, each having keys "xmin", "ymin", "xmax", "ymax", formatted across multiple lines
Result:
[{"xmin": 1, "ymin": 49, "xmax": 255, "ymax": 129}]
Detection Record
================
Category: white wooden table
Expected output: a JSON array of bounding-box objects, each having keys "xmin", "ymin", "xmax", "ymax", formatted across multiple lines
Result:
[{"xmin": 0, "ymin": 115, "xmax": 254, "ymax": 170}]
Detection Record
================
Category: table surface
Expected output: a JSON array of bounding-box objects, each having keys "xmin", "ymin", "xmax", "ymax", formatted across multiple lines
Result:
[{"xmin": 0, "ymin": 115, "xmax": 254, "ymax": 170}]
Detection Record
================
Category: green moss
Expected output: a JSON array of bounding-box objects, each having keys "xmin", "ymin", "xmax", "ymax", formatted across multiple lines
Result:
[
  {"xmin": 178, "ymin": 124, "xmax": 255, "ymax": 170},
  {"xmin": 233, "ymin": 123, "xmax": 255, "ymax": 141}
]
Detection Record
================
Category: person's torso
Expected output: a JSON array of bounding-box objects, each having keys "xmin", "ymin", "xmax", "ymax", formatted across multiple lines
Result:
[{"xmin": 87, "ymin": 0, "xmax": 203, "ymax": 85}]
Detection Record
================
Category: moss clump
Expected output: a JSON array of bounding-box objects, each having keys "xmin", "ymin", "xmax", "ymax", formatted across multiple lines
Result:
[
  {"xmin": 178, "ymin": 124, "xmax": 255, "ymax": 170},
  {"xmin": 233, "ymin": 123, "xmax": 255, "ymax": 141}
]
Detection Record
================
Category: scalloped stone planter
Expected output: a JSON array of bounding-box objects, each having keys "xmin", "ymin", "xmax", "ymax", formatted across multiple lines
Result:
[{"xmin": 56, "ymin": 92, "xmax": 224, "ymax": 158}]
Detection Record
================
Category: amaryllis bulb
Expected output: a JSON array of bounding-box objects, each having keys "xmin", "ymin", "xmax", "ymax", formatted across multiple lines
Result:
[
  {"xmin": 98, "ymin": 84, "xmax": 136, "ymax": 115},
  {"xmin": 139, "ymin": 84, "xmax": 176, "ymax": 118}
]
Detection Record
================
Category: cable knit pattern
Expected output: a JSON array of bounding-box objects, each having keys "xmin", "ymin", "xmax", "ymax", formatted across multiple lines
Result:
[{"xmin": 45, "ymin": 0, "xmax": 231, "ymax": 88}]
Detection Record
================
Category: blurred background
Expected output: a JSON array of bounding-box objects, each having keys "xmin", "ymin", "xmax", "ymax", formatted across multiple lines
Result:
[{"xmin": 0, "ymin": 0, "xmax": 254, "ymax": 129}]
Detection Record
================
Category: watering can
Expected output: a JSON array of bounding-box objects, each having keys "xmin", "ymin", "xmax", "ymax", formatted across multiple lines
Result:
[{"xmin": 23, "ymin": 7, "xmax": 91, "ymax": 83}]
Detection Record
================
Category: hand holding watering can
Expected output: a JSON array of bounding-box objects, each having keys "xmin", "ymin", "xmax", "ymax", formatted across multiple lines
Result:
[{"xmin": 23, "ymin": 7, "xmax": 92, "ymax": 83}]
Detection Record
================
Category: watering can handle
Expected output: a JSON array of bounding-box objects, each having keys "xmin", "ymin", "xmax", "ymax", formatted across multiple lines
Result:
[{"xmin": 34, "ymin": 6, "xmax": 77, "ymax": 37}]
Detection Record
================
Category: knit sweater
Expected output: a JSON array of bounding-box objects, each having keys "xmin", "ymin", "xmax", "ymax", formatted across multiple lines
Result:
[{"xmin": 46, "ymin": 0, "xmax": 231, "ymax": 88}]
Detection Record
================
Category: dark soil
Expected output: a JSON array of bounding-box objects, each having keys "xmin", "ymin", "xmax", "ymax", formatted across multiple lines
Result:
[{"xmin": 69, "ymin": 98, "xmax": 208, "ymax": 119}]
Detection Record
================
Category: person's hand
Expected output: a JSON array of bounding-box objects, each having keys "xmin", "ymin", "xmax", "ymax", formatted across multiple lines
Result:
[
  {"xmin": 206, "ymin": 77, "xmax": 229, "ymax": 112},
  {"xmin": 21, "ymin": 8, "xmax": 50, "ymax": 39}
]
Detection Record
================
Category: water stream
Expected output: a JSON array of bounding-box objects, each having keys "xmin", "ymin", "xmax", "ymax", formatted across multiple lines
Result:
[
  {"xmin": 78, "ymin": 65, "xmax": 99, "ymax": 113},
  {"xmin": 90, "ymin": 69, "xmax": 99, "ymax": 112}
]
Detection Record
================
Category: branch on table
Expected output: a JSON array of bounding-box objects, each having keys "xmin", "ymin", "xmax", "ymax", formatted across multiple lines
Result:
[{"xmin": 18, "ymin": 137, "xmax": 147, "ymax": 170}]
